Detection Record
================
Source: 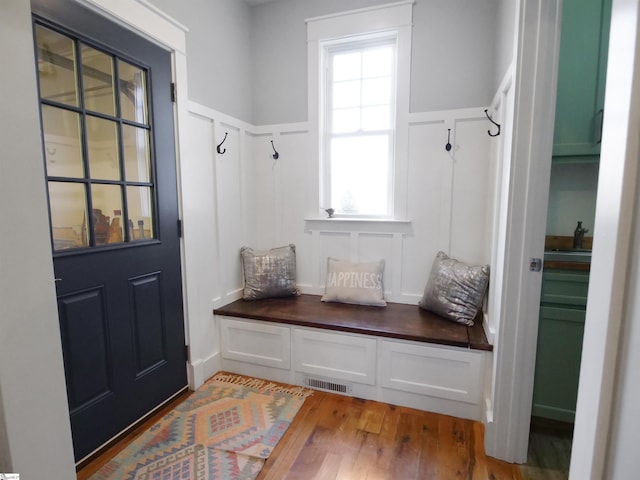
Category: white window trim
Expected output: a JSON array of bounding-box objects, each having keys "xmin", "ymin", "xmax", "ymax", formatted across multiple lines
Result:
[{"xmin": 307, "ymin": 1, "xmax": 414, "ymax": 221}]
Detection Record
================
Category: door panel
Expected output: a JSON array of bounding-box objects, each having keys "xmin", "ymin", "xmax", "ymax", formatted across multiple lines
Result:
[
  {"xmin": 32, "ymin": 0, "xmax": 187, "ymax": 462},
  {"xmin": 58, "ymin": 288, "xmax": 112, "ymax": 411},
  {"xmin": 129, "ymin": 272, "xmax": 167, "ymax": 374}
]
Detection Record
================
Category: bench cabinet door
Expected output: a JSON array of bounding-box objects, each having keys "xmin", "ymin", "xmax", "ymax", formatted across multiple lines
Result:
[
  {"xmin": 293, "ymin": 329, "xmax": 377, "ymax": 385},
  {"xmin": 380, "ymin": 340, "xmax": 484, "ymax": 404},
  {"xmin": 220, "ymin": 318, "xmax": 291, "ymax": 370}
]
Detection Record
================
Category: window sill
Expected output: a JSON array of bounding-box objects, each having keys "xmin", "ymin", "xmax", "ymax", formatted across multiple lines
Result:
[{"xmin": 304, "ymin": 217, "xmax": 413, "ymax": 234}]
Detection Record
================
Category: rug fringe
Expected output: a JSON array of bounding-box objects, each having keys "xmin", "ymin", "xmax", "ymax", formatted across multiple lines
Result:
[{"xmin": 212, "ymin": 373, "xmax": 314, "ymax": 398}]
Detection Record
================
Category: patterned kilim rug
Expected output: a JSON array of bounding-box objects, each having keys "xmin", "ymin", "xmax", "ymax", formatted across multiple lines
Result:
[{"xmin": 90, "ymin": 373, "xmax": 313, "ymax": 480}]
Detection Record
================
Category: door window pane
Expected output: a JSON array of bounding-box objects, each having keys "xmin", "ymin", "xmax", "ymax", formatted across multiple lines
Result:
[
  {"xmin": 41, "ymin": 105, "xmax": 84, "ymax": 178},
  {"xmin": 91, "ymin": 185, "xmax": 124, "ymax": 245},
  {"xmin": 119, "ymin": 60, "xmax": 148, "ymax": 124},
  {"xmin": 36, "ymin": 23, "xmax": 158, "ymax": 251},
  {"xmin": 86, "ymin": 115, "xmax": 120, "ymax": 181},
  {"xmin": 48, "ymin": 182, "xmax": 88, "ymax": 250},
  {"xmin": 35, "ymin": 25, "xmax": 78, "ymax": 107},
  {"xmin": 127, "ymin": 186, "xmax": 154, "ymax": 241},
  {"xmin": 81, "ymin": 44, "xmax": 115, "ymax": 116},
  {"xmin": 123, "ymin": 125, "xmax": 151, "ymax": 182}
]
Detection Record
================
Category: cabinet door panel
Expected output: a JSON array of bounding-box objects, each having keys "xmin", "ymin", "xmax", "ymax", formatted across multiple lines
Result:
[
  {"xmin": 553, "ymin": 0, "xmax": 611, "ymax": 157},
  {"xmin": 541, "ymin": 270, "xmax": 590, "ymax": 306},
  {"xmin": 532, "ymin": 306, "xmax": 585, "ymax": 422}
]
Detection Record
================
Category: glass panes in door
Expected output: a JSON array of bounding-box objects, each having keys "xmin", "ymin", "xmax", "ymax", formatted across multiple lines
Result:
[{"xmin": 34, "ymin": 23, "xmax": 157, "ymax": 251}]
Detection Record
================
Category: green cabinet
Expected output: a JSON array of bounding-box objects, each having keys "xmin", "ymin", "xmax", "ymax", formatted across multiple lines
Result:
[
  {"xmin": 532, "ymin": 269, "xmax": 590, "ymax": 422},
  {"xmin": 553, "ymin": 0, "xmax": 611, "ymax": 159}
]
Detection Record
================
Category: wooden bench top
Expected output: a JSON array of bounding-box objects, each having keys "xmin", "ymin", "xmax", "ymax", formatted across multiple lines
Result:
[{"xmin": 214, "ymin": 294, "xmax": 492, "ymax": 352}]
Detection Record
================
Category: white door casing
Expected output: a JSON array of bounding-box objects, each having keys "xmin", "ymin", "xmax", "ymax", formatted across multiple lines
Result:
[
  {"xmin": 484, "ymin": 0, "xmax": 561, "ymax": 463},
  {"xmin": 571, "ymin": 0, "xmax": 640, "ymax": 478}
]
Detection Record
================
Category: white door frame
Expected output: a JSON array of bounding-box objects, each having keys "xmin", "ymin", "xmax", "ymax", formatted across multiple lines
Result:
[
  {"xmin": 570, "ymin": 0, "xmax": 640, "ymax": 477},
  {"xmin": 489, "ymin": 0, "xmax": 640, "ymax": 476},
  {"xmin": 484, "ymin": 0, "xmax": 561, "ymax": 463}
]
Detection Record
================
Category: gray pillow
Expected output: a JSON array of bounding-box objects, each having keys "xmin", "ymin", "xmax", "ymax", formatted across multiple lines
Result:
[
  {"xmin": 321, "ymin": 258, "xmax": 386, "ymax": 307},
  {"xmin": 418, "ymin": 251, "xmax": 489, "ymax": 326},
  {"xmin": 241, "ymin": 244, "xmax": 299, "ymax": 300}
]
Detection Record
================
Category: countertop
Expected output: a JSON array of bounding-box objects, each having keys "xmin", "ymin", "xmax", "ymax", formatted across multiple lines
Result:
[
  {"xmin": 544, "ymin": 249, "xmax": 592, "ymax": 263},
  {"xmin": 544, "ymin": 249, "xmax": 591, "ymax": 271}
]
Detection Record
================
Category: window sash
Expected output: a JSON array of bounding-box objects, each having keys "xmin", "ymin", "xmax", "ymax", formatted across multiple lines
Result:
[{"xmin": 322, "ymin": 36, "xmax": 397, "ymax": 218}]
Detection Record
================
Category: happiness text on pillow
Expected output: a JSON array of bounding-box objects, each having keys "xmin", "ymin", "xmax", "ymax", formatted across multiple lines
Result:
[{"xmin": 326, "ymin": 271, "xmax": 382, "ymax": 289}]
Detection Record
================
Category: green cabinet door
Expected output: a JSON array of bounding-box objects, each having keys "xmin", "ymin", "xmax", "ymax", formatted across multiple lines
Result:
[
  {"xmin": 532, "ymin": 269, "xmax": 589, "ymax": 422},
  {"xmin": 532, "ymin": 305, "xmax": 585, "ymax": 422},
  {"xmin": 553, "ymin": 0, "xmax": 611, "ymax": 158}
]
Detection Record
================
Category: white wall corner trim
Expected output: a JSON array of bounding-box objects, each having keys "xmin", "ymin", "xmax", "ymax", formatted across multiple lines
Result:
[{"xmin": 189, "ymin": 101, "xmax": 255, "ymax": 134}]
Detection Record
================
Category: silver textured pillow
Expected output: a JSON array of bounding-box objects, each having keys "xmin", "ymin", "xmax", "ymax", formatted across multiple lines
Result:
[
  {"xmin": 321, "ymin": 258, "xmax": 386, "ymax": 307},
  {"xmin": 418, "ymin": 251, "xmax": 489, "ymax": 325},
  {"xmin": 241, "ymin": 244, "xmax": 299, "ymax": 300}
]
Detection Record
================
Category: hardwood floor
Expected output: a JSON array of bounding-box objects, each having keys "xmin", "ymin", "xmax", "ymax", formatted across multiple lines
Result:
[
  {"xmin": 77, "ymin": 380, "xmax": 522, "ymax": 479},
  {"xmin": 257, "ymin": 391, "xmax": 521, "ymax": 480}
]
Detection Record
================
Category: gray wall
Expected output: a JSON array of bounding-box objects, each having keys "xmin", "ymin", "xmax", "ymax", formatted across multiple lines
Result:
[
  {"xmin": 495, "ymin": 0, "xmax": 516, "ymax": 88},
  {"xmin": 249, "ymin": 0, "xmax": 388, "ymax": 124},
  {"xmin": 250, "ymin": 0, "xmax": 505, "ymax": 125},
  {"xmin": 546, "ymin": 162, "xmax": 599, "ymax": 236},
  {"xmin": 149, "ymin": 0, "xmax": 254, "ymax": 122},
  {"xmin": 149, "ymin": 0, "xmax": 512, "ymax": 126}
]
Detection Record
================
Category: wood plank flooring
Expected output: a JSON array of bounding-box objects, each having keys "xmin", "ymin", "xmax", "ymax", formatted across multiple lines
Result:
[
  {"xmin": 77, "ymin": 378, "xmax": 524, "ymax": 480},
  {"xmin": 257, "ymin": 391, "xmax": 521, "ymax": 480}
]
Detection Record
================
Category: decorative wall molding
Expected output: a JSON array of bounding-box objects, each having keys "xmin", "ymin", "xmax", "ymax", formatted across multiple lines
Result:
[{"xmin": 187, "ymin": 100, "xmax": 495, "ymax": 308}]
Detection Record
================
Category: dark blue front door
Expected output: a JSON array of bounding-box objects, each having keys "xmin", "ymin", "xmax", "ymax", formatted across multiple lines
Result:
[{"xmin": 32, "ymin": 0, "xmax": 187, "ymax": 461}]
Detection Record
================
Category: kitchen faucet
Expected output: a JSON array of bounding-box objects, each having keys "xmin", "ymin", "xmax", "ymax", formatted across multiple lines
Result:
[{"xmin": 573, "ymin": 221, "xmax": 588, "ymax": 249}]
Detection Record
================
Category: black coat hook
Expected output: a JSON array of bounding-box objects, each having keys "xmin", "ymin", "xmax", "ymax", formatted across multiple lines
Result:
[
  {"xmin": 445, "ymin": 128, "xmax": 452, "ymax": 151},
  {"xmin": 484, "ymin": 109, "xmax": 501, "ymax": 137},
  {"xmin": 216, "ymin": 132, "xmax": 228, "ymax": 154},
  {"xmin": 270, "ymin": 140, "xmax": 279, "ymax": 160}
]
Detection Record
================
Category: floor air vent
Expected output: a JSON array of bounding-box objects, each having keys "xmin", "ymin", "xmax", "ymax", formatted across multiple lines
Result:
[{"xmin": 303, "ymin": 375, "xmax": 353, "ymax": 395}]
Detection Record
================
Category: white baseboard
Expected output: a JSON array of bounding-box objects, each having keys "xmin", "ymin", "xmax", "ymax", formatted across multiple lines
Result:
[{"xmin": 187, "ymin": 351, "xmax": 221, "ymax": 389}]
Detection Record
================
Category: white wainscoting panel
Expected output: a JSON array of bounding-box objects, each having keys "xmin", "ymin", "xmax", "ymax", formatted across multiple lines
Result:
[
  {"xmin": 359, "ymin": 233, "xmax": 395, "ymax": 296},
  {"xmin": 380, "ymin": 340, "xmax": 484, "ymax": 404},
  {"xmin": 449, "ymin": 118, "xmax": 492, "ymax": 264},
  {"xmin": 187, "ymin": 101, "xmax": 494, "ymax": 308},
  {"xmin": 220, "ymin": 318, "xmax": 291, "ymax": 370},
  {"xmin": 181, "ymin": 110, "xmax": 223, "ymax": 383},
  {"xmin": 294, "ymin": 328, "xmax": 377, "ymax": 385}
]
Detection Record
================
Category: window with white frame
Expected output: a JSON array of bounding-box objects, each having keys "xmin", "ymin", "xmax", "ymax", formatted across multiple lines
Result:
[
  {"xmin": 323, "ymin": 35, "xmax": 397, "ymax": 217},
  {"xmin": 307, "ymin": 1, "xmax": 413, "ymax": 220}
]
